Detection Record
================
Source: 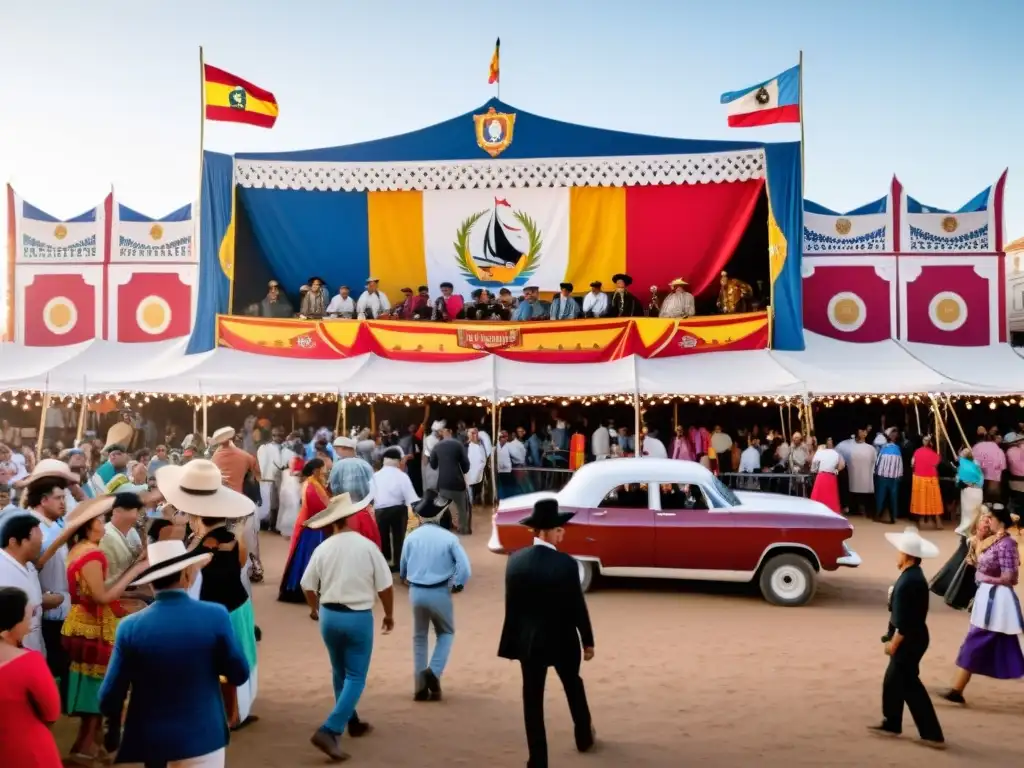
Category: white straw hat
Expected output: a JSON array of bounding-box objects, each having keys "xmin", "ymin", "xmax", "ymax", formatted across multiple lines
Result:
[
  {"xmin": 305, "ymin": 492, "xmax": 373, "ymax": 530},
  {"xmin": 884, "ymin": 526, "xmax": 940, "ymax": 559},
  {"xmin": 130, "ymin": 540, "xmax": 212, "ymax": 587},
  {"xmin": 155, "ymin": 460, "xmax": 254, "ymax": 519},
  {"xmin": 333, "ymin": 436, "xmax": 357, "ymax": 449},
  {"xmin": 15, "ymin": 458, "xmax": 78, "ymax": 488},
  {"xmin": 209, "ymin": 426, "xmax": 236, "ymax": 446}
]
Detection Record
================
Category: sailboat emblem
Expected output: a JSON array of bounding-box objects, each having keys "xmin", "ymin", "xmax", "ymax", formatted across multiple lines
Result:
[
  {"xmin": 454, "ymin": 196, "xmax": 543, "ymax": 288},
  {"xmin": 473, "ymin": 107, "xmax": 515, "ymax": 157}
]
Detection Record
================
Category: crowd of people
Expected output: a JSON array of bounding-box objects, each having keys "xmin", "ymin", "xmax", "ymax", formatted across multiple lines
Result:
[{"xmin": 250, "ymin": 272, "xmax": 701, "ymax": 321}]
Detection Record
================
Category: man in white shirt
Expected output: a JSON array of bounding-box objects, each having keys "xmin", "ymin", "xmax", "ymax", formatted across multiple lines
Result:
[
  {"xmin": 582, "ymin": 281, "xmax": 608, "ymax": 318},
  {"xmin": 257, "ymin": 428, "xmax": 287, "ymax": 529},
  {"xmin": 591, "ymin": 423, "xmax": 611, "ymax": 461},
  {"xmin": 301, "ymin": 494, "xmax": 395, "ymax": 763},
  {"xmin": 496, "ymin": 431, "xmax": 514, "ymax": 499},
  {"xmin": 374, "ymin": 447, "xmax": 420, "ymax": 572},
  {"xmin": 710, "ymin": 426, "xmax": 734, "ymax": 473},
  {"xmin": 641, "ymin": 430, "xmax": 668, "ymax": 458},
  {"xmin": 356, "ymin": 278, "xmax": 391, "ymax": 320},
  {"xmin": 326, "ymin": 285, "xmax": 356, "ymax": 318},
  {"xmin": 0, "ymin": 513, "xmax": 47, "ymax": 654},
  {"xmin": 738, "ymin": 437, "xmax": 761, "ymax": 473}
]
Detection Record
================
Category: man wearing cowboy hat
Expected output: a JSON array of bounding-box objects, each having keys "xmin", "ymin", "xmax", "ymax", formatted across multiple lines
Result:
[
  {"xmin": 498, "ymin": 498, "xmax": 596, "ymax": 766},
  {"xmin": 581, "ymin": 281, "xmax": 607, "ymax": 318},
  {"xmin": 301, "ymin": 493, "xmax": 395, "ymax": 762},
  {"xmin": 401, "ymin": 490, "xmax": 471, "ymax": 701},
  {"xmin": 870, "ymin": 527, "xmax": 945, "ymax": 748},
  {"xmin": 326, "ymin": 284, "xmax": 356, "ymax": 318},
  {"xmin": 259, "ymin": 279, "xmax": 294, "ymax": 319},
  {"xmin": 210, "ymin": 426, "xmax": 264, "ymax": 583},
  {"xmin": 99, "ymin": 539, "xmax": 250, "ymax": 768},
  {"xmin": 606, "ymin": 273, "xmax": 643, "ymax": 318},
  {"xmin": 659, "ymin": 278, "xmax": 695, "ymax": 318},
  {"xmin": 357, "ymin": 277, "xmax": 391, "ymax": 320},
  {"xmin": 300, "ymin": 276, "xmax": 329, "ymax": 318},
  {"xmin": 548, "ymin": 282, "xmax": 581, "ymax": 321}
]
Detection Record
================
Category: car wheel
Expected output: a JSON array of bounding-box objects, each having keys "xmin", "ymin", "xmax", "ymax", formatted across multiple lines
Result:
[
  {"xmin": 577, "ymin": 559, "xmax": 595, "ymax": 593},
  {"xmin": 759, "ymin": 554, "xmax": 816, "ymax": 607}
]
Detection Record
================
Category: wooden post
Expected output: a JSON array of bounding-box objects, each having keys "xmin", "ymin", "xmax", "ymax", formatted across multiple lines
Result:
[
  {"xmin": 632, "ymin": 357, "xmax": 641, "ymax": 457},
  {"xmin": 75, "ymin": 392, "xmax": 88, "ymax": 443},
  {"xmin": 673, "ymin": 400, "xmax": 679, "ymax": 432},
  {"xmin": 490, "ymin": 402, "xmax": 498, "ymax": 506},
  {"xmin": 334, "ymin": 393, "xmax": 343, "ymax": 435},
  {"xmin": 779, "ymin": 404, "xmax": 787, "ymax": 443},
  {"xmin": 341, "ymin": 394, "xmax": 348, "ymax": 436},
  {"xmin": 913, "ymin": 401, "xmax": 922, "ymax": 436},
  {"xmin": 201, "ymin": 394, "xmax": 208, "ymax": 445},
  {"xmin": 35, "ymin": 390, "xmax": 51, "ymax": 456},
  {"xmin": 945, "ymin": 395, "xmax": 970, "ymax": 448},
  {"xmin": 369, "ymin": 402, "xmax": 377, "ymax": 434}
]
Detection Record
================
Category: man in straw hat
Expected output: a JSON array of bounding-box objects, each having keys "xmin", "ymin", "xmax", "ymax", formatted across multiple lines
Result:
[
  {"xmin": 870, "ymin": 526, "xmax": 945, "ymax": 749},
  {"xmin": 99, "ymin": 538, "xmax": 250, "ymax": 768},
  {"xmin": 210, "ymin": 426, "xmax": 264, "ymax": 584},
  {"xmin": 301, "ymin": 492, "xmax": 395, "ymax": 762},
  {"xmin": 356, "ymin": 276, "xmax": 391, "ymax": 320},
  {"xmin": 498, "ymin": 498, "xmax": 596, "ymax": 766},
  {"xmin": 401, "ymin": 490, "xmax": 471, "ymax": 702},
  {"xmin": 659, "ymin": 278, "xmax": 695, "ymax": 318}
]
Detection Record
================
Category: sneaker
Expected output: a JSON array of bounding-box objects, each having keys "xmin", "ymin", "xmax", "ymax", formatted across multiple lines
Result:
[{"xmin": 310, "ymin": 728, "xmax": 349, "ymax": 762}]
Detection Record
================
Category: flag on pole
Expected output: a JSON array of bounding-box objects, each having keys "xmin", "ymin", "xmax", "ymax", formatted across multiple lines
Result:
[
  {"xmin": 204, "ymin": 64, "xmax": 279, "ymax": 128},
  {"xmin": 720, "ymin": 65, "xmax": 800, "ymax": 127},
  {"xmin": 488, "ymin": 38, "xmax": 500, "ymax": 84}
]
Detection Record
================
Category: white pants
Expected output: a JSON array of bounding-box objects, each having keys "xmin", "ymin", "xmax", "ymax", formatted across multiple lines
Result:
[
  {"xmin": 171, "ymin": 748, "xmax": 225, "ymax": 767},
  {"xmin": 242, "ymin": 514, "xmax": 261, "ymax": 564},
  {"xmin": 258, "ymin": 481, "xmax": 275, "ymax": 522}
]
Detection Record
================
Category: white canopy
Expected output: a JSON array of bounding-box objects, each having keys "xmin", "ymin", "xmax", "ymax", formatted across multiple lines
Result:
[
  {"xmin": 638, "ymin": 351, "xmax": 806, "ymax": 397},
  {"xmin": 898, "ymin": 341, "xmax": 1024, "ymax": 394},
  {"xmin": 497, "ymin": 357, "xmax": 638, "ymax": 398},
  {"xmin": 351, "ymin": 356, "xmax": 496, "ymax": 398}
]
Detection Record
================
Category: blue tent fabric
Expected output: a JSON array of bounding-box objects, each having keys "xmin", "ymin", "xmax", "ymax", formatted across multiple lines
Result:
[
  {"xmin": 238, "ymin": 188, "xmax": 369, "ymax": 297},
  {"xmin": 118, "ymin": 203, "xmax": 192, "ymax": 222},
  {"xmin": 22, "ymin": 200, "xmax": 98, "ymax": 222},
  {"xmin": 804, "ymin": 196, "xmax": 887, "ymax": 216},
  {"xmin": 907, "ymin": 184, "xmax": 991, "ymax": 214},
  {"xmin": 765, "ymin": 143, "xmax": 803, "ymax": 352},
  {"xmin": 187, "ymin": 151, "xmax": 233, "ymax": 355},
  {"xmin": 236, "ymin": 99, "xmax": 763, "ymax": 163}
]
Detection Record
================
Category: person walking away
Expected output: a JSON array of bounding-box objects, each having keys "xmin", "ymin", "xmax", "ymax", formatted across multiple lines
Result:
[
  {"xmin": 100, "ymin": 540, "xmax": 250, "ymax": 768},
  {"xmin": 300, "ymin": 493, "xmax": 395, "ymax": 762},
  {"xmin": 430, "ymin": 429, "xmax": 471, "ymax": 535},
  {"xmin": 874, "ymin": 430, "xmax": 904, "ymax": 523},
  {"xmin": 0, "ymin": 586, "xmax": 63, "ymax": 768},
  {"xmin": 910, "ymin": 436, "xmax": 943, "ymax": 530},
  {"xmin": 848, "ymin": 429, "xmax": 877, "ymax": 517},
  {"xmin": 954, "ymin": 447, "xmax": 984, "ymax": 531},
  {"xmin": 374, "ymin": 447, "xmax": 419, "ymax": 572},
  {"xmin": 972, "ymin": 431, "xmax": 1006, "ymax": 503},
  {"xmin": 209, "ymin": 427, "xmax": 264, "ymax": 583},
  {"xmin": 400, "ymin": 491, "xmax": 471, "ymax": 701},
  {"xmin": 1004, "ymin": 434, "xmax": 1024, "ymax": 516},
  {"xmin": 465, "ymin": 428, "xmax": 488, "ymax": 506},
  {"xmin": 498, "ymin": 498, "xmax": 597, "ymax": 767},
  {"xmin": 869, "ymin": 526, "xmax": 944, "ymax": 749},
  {"xmin": 809, "ymin": 438, "xmax": 844, "ymax": 513},
  {"xmin": 257, "ymin": 427, "xmax": 286, "ymax": 531},
  {"xmin": 940, "ymin": 503, "xmax": 1024, "ymax": 704}
]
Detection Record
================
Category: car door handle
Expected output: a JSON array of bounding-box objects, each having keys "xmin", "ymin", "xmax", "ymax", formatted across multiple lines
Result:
[
  {"xmin": 592, "ymin": 511, "xmax": 607, "ymax": 517},
  {"xmin": 656, "ymin": 512, "xmax": 677, "ymax": 517}
]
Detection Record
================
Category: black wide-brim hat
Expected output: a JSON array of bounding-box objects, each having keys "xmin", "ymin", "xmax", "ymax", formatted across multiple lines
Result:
[
  {"xmin": 308, "ymin": 276, "xmax": 326, "ymax": 285},
  {"xmin": 415, "ymin": 489, "xmax": 452, "ymax": 520},
  {"xmin": 519, "ymin": 497, "xmax": 575, "ymax": 530},
  {"xmin": 611, "ymin": 273, "xmax": 633, "ymax": 286}
]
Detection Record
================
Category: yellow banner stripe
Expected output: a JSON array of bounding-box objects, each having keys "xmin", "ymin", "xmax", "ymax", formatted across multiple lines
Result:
[
  {"xmin": 567, "ymin": 187, "xmax": 626, "ymax": 289},
  {"xmin": 205, "ymin": 82, "xmax": 279, "ymax": 117},
  {"xmin": 367, "ymin": 192, "xmax": 426, "ymax": 298}
]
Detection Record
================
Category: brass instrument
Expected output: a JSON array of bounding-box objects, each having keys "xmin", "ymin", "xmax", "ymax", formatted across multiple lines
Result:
[
  {"xmin": 716, "ymin": 270, "xmax": 753, "ymax": 314},
  {"xmin": 647, "ymin": 285, "xmax": 661, "ymax": 317}
]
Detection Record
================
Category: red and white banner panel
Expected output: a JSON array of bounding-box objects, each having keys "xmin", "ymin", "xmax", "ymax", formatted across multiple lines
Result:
[
  {"xmin": 899, "ymin": 256, "xmax": 1002, "ymax": 346},
  {"xmin": 801, "ymin": 256, "xmax": 896, "ymax": 343},
  {"xmin": 15, "ymin": 266, "xmax": 103, "ymax": 346},
  {"xmin": 107, "ymin": 265, "xmax": 198, "ymax": 343}
]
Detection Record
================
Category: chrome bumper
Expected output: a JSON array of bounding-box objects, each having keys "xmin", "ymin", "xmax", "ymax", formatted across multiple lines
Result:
[{"xmin": 837, "ymin": 544, "xmax": 862, "ymax": 567}]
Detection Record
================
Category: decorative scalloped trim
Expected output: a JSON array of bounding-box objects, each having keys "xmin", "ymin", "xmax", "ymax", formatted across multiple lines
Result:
[
  {"xmin": 803, "ymin": 226, "xmax": 887, "ymax": 253},
  {"xmin": 909, "ymin": 224, "xmax": 989, "ymax": 252}
]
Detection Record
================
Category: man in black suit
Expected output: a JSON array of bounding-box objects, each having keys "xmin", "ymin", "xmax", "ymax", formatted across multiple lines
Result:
[
  {"xmin": 498, "ymin": 498, "xmax": 596, "ymax": 767},
  {"xmin": 429, "ymin": 428, "xmax": 471, "ymax": 534}
]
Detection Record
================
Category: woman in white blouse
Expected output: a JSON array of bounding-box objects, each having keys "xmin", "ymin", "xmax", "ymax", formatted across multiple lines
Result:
[{"xmin": 810, "ymin": 438, "xmax": 845, "ymax": 514}]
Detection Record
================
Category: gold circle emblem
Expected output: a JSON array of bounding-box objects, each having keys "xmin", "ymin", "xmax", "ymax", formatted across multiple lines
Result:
[
  {"xmin": 941, "ymin": 216, "xmax": 958, "ymax": 233},
  {"xmin": 834, "ymin": 218, "xmax": 852, "ymax": 235},
  {"xmin": 833, "ymin": 297, "xmax": 861, "ymax": 325},
  {"xmin": 141, "ymin": 301, "xmax": 166, "ymax": 329},
  {"xmin": 53, "ymin": 225, "xmax": 68, "ymax": 240},
  {"xmin": 150, "ymin": 224, "xmax": 164, "ymax": 241},
  {"xmin": 48, "ymin": 302, "xmax": 73, "ymax": 329},
  {"xmin": 935, "ymin": 297, "xmax": 961, "ymax": 323}
]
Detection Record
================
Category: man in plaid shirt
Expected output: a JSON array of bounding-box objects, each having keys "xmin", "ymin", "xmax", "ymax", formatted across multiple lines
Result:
[{"xmin": 874, "ymin": 430, "xmax": 904, "ymax": 523}]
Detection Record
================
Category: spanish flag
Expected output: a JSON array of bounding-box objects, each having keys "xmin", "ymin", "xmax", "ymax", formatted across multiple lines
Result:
[
  {"xmin": 204, "ymin": 64, "xmax": 279, "ymax": 128},
  {"xmin": 488, "ymin": 38, "xmax": 500, "ymax": 84}
]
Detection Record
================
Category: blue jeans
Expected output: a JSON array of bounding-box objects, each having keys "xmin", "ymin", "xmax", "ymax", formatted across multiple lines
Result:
[
  {"xmin": 319, "ymin": 607, "xmax": 374, "ymax": 735},
  {"xmin": 876, "ymin": 476, "xmax": 900, "ymax": 520},
  {"xmin": 411, "ymin": 585, "xmax": 455, "ymax": 689}
]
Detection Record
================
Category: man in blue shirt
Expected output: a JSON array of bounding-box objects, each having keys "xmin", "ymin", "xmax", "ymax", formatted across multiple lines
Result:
[
  {"xmin": 400, "ymin": 490, "xmax": 471, "ymax": 702},
  {"xmin": 513, "ymin": 286, "xmax": 548, "ymax": 321},
  {"xmin": 329, "ymin": 437, "xmax": 374, "ymax": 499},
  {"xmin": 548, "ymin": 282, "xmax": 582, "ymax": 321}
]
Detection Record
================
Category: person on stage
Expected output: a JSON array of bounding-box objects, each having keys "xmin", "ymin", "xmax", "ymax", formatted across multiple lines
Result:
[
  {"xmin": 498, "ymin": 498, "xmax": 597, "ymax": 767},
  {"xmin": 604, "ymin": 273, "xmax": 643, "ymax": 318},
  {"xmin": 400, "ymin": 491, "xmax": 471, "ymax": 701},
  {"xmin": 869, "ymin": 526, "xmax": 944, "ymax": 749}
]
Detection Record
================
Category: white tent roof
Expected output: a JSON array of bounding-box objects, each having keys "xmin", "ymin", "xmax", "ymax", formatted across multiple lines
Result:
[
  {"xmin": 352, "ymin": 356, "xmax": 496, "ymax": 398},
  {"xmin": 638, "ymin": 351, "xmax": 806, "ymax": 396},
  {"xmin": 769, "ymin": 332, "xmax": 959, "ymax": 396},
  {"xmin": 898, "ymin": 341, "xmax": 1024, "ymax": 394},
  {"xmin": 496, "ymin": 357, "xmax": 637, "ymax": 398}
]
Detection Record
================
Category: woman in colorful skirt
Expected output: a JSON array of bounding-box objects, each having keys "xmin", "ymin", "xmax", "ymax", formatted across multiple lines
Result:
[
  {"xmin": 278, "ymin": 459, "xmax": 329, "ymax": 608},
  {"xmin": 809, "ymin": 437, "xmax": 844, "ymax": 514},
  {"xmin": 929, "ymin": 502, "xmax": 990, "ymax": 609},
  {"xmin": 940, "ymin": 503, "xmax": 1024, "ymax": 704},
  {"xmin": 910, "ymin": 435, "xmax": 943, "ymax": 530},
  {"xmin": 60, "ymin": 498, "xmax": 149, "ymax": 764},
  {"xmin": 155, "ymin": 459, "xmax": 260, "ymax": 730}
]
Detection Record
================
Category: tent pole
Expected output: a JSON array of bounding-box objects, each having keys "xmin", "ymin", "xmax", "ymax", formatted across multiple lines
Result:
[
  {"xmin": 334, "ymin": 392, "xmax": 343, "ymax": 436},
  {"xmin": 673, "ymin": 400, "xmax": 679, "ymax": 432},
  {"xmin": 913, "ymin": 401, "xmax": 922, "ymax": 436},
  {"xmin": 35, "ymin": 387, "xmax": 51, "ymax": 457},
  {"xmin": 341, "ymin": 394, "xmax": 348, "ymax": 436},
  {"xmin": 490, "ymin": 402, "xmax": 498, "ymax": 506},
  {"xmin": 75, "ymin": 387, "xmax": 88, "ymax": 444},
  {"xmin": 370, "ymin": 402, "xmax": 376, "ymax": 434},
  {"xmin": 945, "ymin": 395, "xmax": 969, "ymax": 449},
  {"xmin": 779, "ymin": 404, "xmax": 787, "ymax": 443},
  {"xmin": 632, "ymin": 356, "xmax": 641, "ymax": 457},
  {"xmin": 201, "ymin": 394, "xmax": 209, "ymax": 447}
]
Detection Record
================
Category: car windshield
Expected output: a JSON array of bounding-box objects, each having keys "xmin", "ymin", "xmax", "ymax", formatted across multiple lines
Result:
[{"xmin": 710, "ymin": 475, "xmax": 741, "ymax": 507}]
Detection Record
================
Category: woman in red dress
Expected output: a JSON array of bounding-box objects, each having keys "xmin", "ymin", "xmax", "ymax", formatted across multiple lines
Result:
[
  {"xmin": 278, "ymin": 459, "xmax": 331, "ymax": 607},
  {"xmin": 0, "ymin": 586, "xmax": 63, "ymax": 768}
]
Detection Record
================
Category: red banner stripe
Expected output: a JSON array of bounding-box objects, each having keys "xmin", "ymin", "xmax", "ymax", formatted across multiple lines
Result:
[
  {"xmin": 203, "ymin": 65, "xmax": 278, "ymax": 104},
  {"xmin": 205, "ymin": 105, "xmax": 277, "ymax": 128}
]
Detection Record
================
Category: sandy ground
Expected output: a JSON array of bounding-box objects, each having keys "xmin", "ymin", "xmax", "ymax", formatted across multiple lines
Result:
[{"xmin": 57, "ymin": 517, "xmax": 1024, "ymax": 767}]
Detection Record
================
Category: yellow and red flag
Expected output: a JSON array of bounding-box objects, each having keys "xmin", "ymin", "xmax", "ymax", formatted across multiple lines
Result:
[
  {"xmin": 488, "ymin": 38, "xmax": 500, "ymax": 84},
  {"xmin": 204, "ymin": 64, "xmax": 279, "ymax": 128}
]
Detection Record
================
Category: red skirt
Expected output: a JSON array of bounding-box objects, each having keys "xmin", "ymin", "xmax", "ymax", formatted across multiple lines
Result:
[{"xmin": 810, "ymin": 472, "xmax": 841, "ymax": 513}]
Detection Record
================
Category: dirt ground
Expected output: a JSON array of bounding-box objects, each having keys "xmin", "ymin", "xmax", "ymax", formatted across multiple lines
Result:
[{"xmin": 57, "ymin": 517, "xmax": 1024, "ymax": 767}]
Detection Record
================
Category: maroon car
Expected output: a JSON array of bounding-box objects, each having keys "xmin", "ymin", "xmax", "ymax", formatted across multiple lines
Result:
[{"xmin": 489, "ymin": 458, "xmax": 860, "ymax": 606}]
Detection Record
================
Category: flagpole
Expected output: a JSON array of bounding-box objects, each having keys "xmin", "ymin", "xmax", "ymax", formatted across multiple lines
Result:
[
  {"xmin": 798, "ymin": 50, "xmax": 805, "ymax": 191},
  {"xmin": 198, "ymin": 45, "xmax": 206, "ymax": 317}
]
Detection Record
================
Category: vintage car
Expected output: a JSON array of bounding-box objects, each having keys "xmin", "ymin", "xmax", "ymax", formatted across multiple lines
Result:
[{"xmin": 488, "ymin": 458, "xmax": 860, "ymax": 606}]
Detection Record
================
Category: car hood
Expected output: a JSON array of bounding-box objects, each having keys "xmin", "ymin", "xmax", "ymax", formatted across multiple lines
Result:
[
  {"xmin": 497, "ymin": 491, "xmax": 559, "ymax": 513},
  {"xmin": 732, "ymin": 490, "xmax": 839, "ymax": 518}
]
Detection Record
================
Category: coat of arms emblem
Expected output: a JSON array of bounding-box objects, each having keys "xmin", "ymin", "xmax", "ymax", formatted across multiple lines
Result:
[
  {"xmin": 149, "ymin": 224, "xmax": 164, "ymax": 241},
  {"xmin": 228, "ymin": 87, "xmax": 247, "ymax": 110},
  {"xmin": 473, "ymin": 107, "xmax": 515, "ymax": 158},
  {"xmin": 454, "ymin": 196, "xmax": 541, "ymax": 288}
]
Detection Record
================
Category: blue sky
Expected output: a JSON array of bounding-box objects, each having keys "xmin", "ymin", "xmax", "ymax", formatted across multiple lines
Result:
[{"xmin": 2, "ymin": 0, "xmax": 1019, "ymax": 234}]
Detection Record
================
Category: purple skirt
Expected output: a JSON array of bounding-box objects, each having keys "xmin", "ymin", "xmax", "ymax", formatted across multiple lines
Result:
[{"xmin": 955, "ymin": 625, "xmax": 1024, "ymax": 679}]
